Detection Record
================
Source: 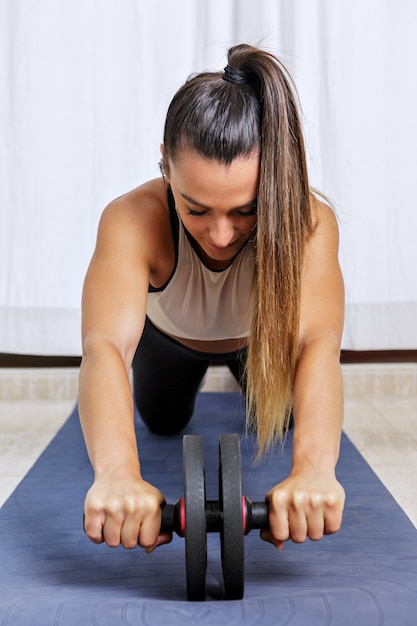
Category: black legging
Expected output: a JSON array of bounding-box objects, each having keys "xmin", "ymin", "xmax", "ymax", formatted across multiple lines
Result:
[{"xmin": 132, "ymin": 318, "xmax": 247, "ymax": 435}]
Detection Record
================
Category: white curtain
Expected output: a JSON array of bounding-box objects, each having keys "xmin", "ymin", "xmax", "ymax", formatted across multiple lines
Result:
[{"xmin": 1, "ymin": 0, "xmax": 416, "ymax": 355}]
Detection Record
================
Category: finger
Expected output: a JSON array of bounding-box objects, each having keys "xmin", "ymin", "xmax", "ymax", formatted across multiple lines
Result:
[
  {"xmin": 265, "ymin": 499, "xmax": 291, "ymax": 548},
  {"xmin": 136, "ymin": 510, "xmax": 163, "ymax": 550},
  {"xmin": 83, "ymin": 511, "xmax": 105, "ymax": 544},
  {"xmin": 120, "ymin": 514, "xmax": 142, "ymax": 549},
  {"xmin": 323, "ymin": 486, "xmax": 345, "ymax": 535},
  {"xmin": 288, "ymin": 509, "xmax": 308, "ymax": 544},
  {"xmin": 145, "ymin": 532, "xmax": 173, "ymax": 554},
  {"xmin": 324, "ymin": 506, "xmax": 344, "ymax": 535},
  {"xmin": 306, "ymin": 508, "xmax": 325, "ymax": 541},
  {"xmin": 102, "ymin": 513, "xmax": 124, "ymax": 547},
  {"xmin": 260, "ymin": 529, "xmax": 286, "ymax": 551},
  {"xmin": 285, "ymin": 488, "xmax": 311, "ymax": 543}
]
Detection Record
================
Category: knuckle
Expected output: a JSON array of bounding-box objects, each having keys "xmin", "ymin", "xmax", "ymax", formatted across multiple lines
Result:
[
  {"xmin": 106, "ymin": 497, "xmax": 125, "ymax": 517},
  {"xmin": 293, "ymin": 490, "xmax": 309, "ymax": 510},
  {"xmin": 123, "ymin": 494, "xmax": 142, "ymax": 515},
  {"xmin": 85, "ymin": 495, "xmax": 105, "ymax": 516},
  {"xmin": 324, "ymin": 491, "xmax": 339, "ymax": 508},
  {"xmin": 270, "ymin": 489, "xmax": 290, "ymax": 509}
]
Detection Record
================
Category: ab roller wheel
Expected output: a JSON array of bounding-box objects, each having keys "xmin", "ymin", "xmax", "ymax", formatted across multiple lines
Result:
[
  {"xmin": 160, "ymin": 433, "xmax": 270, "ymax": 601},
  {"xmin": 219, "ymin": 434, "xmax": 245, "ymax": 600},
  {"xmin": 183, "ymin": 435, "xmax": 207, "ymax": 601}
]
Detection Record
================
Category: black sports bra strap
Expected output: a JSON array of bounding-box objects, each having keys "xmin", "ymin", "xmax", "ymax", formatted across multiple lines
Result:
[
  {"xmin": 167, "ymin": 186, "xmax": 179, "ymax": 245},
  {"xmin": 148, "ymin": 186, "xmax": 179, "ymax": 294}
]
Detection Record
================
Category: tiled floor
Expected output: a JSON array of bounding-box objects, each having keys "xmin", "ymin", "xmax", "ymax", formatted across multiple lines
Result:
[{"xmin": 0, "ymin": 364, "xmax": 416, "ymax": 529}]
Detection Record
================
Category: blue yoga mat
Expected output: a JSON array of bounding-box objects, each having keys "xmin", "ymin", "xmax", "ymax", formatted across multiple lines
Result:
[{"xmin": 1, "ymin": 392, "xmax": 417, "ymax": 625}]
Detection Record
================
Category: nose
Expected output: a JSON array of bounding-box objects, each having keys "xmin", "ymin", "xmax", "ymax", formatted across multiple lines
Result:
[{"xmin": 209, "ymin": 218, "xmax": 235, "ymax": 248}]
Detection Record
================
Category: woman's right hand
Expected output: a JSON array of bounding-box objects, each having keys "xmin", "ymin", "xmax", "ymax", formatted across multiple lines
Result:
[{"xmin": 83, "ymin": 470, "xmax": 172, "ymax": 552}]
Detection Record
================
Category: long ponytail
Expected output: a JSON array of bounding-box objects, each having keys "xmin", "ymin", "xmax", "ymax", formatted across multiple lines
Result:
[
  {"xmin": 163, "ymin": 44, "xmax": 314, "ymax": 456},
  {"xmin": 225, "ymin": 45, "xmax": 313, "ymax": 454}
]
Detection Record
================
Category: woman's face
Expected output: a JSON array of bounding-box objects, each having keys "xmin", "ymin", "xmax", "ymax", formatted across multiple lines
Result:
[{"xmin": 165, "ymin": 148, "xmax": 259, "ymax": 270}]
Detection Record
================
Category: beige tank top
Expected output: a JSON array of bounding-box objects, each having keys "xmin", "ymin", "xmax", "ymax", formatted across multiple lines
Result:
[{"xmin": 146, "ymin": 192, "xmax": 255, "ymax": 341}]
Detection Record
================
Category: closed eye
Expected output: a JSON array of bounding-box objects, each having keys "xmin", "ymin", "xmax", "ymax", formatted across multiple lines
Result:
[
  {"xmin": 187, "ymin": 206, "xmax": 256, "ymax": 218},
  {"xmin": 186, "ymin": 207, "xmax": 207, "ymax": 217},
  {"xmin": 180, "ymin": 192, "xmax": 258, "ymax": 217},
  {"xmin": 237, "ymin": 205, "xmax": 257, "ymax": 217}
]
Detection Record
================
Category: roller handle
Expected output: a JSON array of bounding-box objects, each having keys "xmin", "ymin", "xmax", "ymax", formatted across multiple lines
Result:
[
  {"xmin": 243, "ymin": 497, "xmax": 270, "ymax": 534},
  {"xmin": 160, "ymin": 500, "xmax": 183, "ymax": 535},
  {"xmin": 160, "ymin": 497, "xmax": 270, "ymax": 536}
]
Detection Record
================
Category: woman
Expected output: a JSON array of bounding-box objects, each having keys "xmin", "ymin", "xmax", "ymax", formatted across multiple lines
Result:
[{"xmin": 79, "ymin": 43, "xmax": 345, "ymax": 554}]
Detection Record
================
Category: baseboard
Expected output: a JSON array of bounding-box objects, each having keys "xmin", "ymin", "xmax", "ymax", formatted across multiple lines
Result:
[
  {"xmin": 1, "ymin": 363, "xmax": 416, "ymax": 402},
  {"xmin": 1, "ymin": 350, "xmax": 416, "ymax": 368}
]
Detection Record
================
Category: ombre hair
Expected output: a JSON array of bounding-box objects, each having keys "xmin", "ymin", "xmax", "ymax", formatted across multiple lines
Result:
[{"xmin": 163, "ymin": 44, "xmax": 315, "ymax": 456}]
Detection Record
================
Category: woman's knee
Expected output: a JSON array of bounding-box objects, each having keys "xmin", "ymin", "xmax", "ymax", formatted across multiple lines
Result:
[{"xmin": 134, "ymin": 394, "xmax": 193, "ymax": 436}]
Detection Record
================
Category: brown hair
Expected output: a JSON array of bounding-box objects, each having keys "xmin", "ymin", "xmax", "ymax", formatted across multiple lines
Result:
[{"xmin": 163, "ymin": 44, "xmax": 314, "ymax": 455}]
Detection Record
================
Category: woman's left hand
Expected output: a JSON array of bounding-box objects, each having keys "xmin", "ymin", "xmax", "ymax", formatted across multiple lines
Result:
[{"xmin": 260, "ymin": 468, "xmax": 345, "ymax": 550}]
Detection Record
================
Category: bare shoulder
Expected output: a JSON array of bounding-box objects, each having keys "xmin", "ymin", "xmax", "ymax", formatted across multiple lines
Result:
[
  {"xmin": 81, "ymin": 179, "xmax": 173, "ymax": 353},
  {"xmin": 100, "ymin": 178, "xmax": 168, "ymax": 237},
  {"xmin": 298, "ymin": 194, "xmax": 344, "ymax": 347},
  {"xmin": 96, "ymin": 178, "xmax": 172, "ymax": 271},
  {"xmin": 302, "ymin": 192, "xmax": 343, "ymax": 302},
  {"xmin": 307, "ymin": 193, "xmax": 340, "ymax": 254}
]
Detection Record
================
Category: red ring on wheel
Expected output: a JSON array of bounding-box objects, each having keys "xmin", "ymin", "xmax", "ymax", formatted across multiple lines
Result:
[
  {"xmin": 242, "ymin": 496, "xmax": 247, "ymax": 534},
  {"xmin": 180, "ymin": 497, "xmax": 186, "ymax": 537}
]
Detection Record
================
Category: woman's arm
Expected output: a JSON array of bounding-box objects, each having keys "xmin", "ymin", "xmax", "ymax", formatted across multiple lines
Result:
[
  {"xmin": 263, "ymin": 199, "xmax": 345, "ymax": 549},
  {"xmin": 79, "ymin": 190, "xmax": 171, "ymax": 551}
]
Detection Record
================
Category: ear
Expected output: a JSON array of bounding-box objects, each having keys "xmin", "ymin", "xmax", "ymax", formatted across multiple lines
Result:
[{"xmin": 159, "ymin": 144, "xmax": 170, "ymax": 181}]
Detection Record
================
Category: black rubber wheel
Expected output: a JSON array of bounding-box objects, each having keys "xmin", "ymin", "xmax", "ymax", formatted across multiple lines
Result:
[
  {"xmin": 219, "ymin": 434, "xmax": 245, "ymax": 600},
  {"xmin": 183, "ymin": 435, "xmax": 207, "ymax": 601}
]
